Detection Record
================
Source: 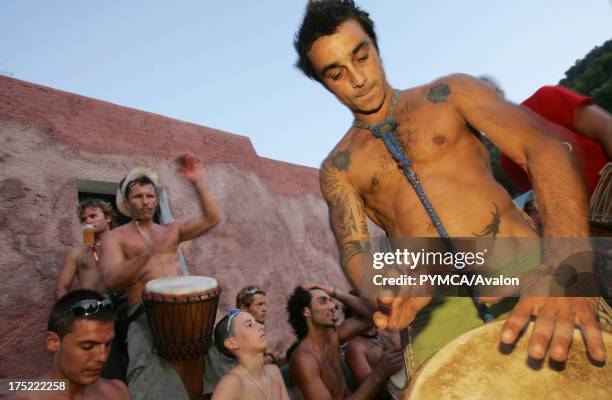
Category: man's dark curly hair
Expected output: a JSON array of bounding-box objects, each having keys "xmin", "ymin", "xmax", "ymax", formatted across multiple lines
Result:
[
  {"xmin": 287, "ymin": 286, "xmax": 312, "ymax": 340},
  {"xmin": 294, "ymin": 0, "xmax": 379, "ymax": 82}
]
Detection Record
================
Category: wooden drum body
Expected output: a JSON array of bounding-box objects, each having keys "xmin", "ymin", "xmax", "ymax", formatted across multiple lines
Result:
[
  {"xmin": 404, "ymin": 320, "xmax": 611, "ymax": 400},
  {"xmin": 143, "ymin": 276, "xmax": 220, "ymax": 400}
]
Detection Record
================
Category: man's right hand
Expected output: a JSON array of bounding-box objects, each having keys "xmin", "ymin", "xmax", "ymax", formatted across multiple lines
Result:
[
  {"xmin": 372, "ymin": 347, "xmax": 404, "ymax": 379},
  {"xmin": 373, "ymin": 295, "xmax": 432, "ymax": 330}
]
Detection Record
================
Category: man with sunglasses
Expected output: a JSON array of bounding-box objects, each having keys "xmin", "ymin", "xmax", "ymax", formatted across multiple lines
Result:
[
  {"xmin": 100, "ymin": 153, "xmax": 221, "ymax": 400},
  {"xmin": 211, "ymin": 309, "xmax": 290, "ymax": 400},
  {"xmin": 9, "ymin": 290, "xmax": 130, "ymax": 399}
]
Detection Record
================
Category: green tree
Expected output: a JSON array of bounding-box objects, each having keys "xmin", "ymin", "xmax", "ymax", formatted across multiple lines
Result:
[{"xmin": 560, "ymin": 39, "xmax": 612, "ymax": 113}]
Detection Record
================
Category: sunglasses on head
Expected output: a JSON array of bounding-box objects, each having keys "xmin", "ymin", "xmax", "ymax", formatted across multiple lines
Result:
[
  {"xmin": 225, "ymin": 308, "xmax": 241, "ymax": 339},
  {"xmin": 244, "ymin": 284, "xmax": 262, "ymax": 295},
  {"xmin": 66, "ymin": 298, "xmax": 113, "ymax": 317}
]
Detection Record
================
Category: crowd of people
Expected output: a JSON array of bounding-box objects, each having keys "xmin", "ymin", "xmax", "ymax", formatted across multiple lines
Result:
[{"xmin": 9, "ymin": 1, "xmax": 611, "ymax": 399}]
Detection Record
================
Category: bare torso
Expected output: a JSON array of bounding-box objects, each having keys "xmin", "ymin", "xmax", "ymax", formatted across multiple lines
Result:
[
  {"xmin": 293, "ymin": 333, "xmax": 350, "ymax": 400},
  {"xmin": 226, "ymin": 364, "xmax": 287, "ymax": 400},
  {"xmin": 114, "ymin": 221, "xmax": 183, "ymax": 306},
  {"xmin": 9, "ymin": 378, "xmax": 129, "ymax": 400},
  {"xmin": 74, "ymin": 246, "xmax": 106, "ymax": 294},
  {"xmin": 329, "ymin": 86, "xmax": 537, "ymax": 239}
]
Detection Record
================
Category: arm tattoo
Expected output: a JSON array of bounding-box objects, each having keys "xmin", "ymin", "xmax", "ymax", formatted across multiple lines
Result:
[
  {"xmin": 473, "ymin": 202, "xmax": 501, "ymax": 238},
  {"xmin": 342, "ymin": 240, "xmax": 372, "ymax": 266},
  {"xmin": 320, "ymin": 155, "xmax": 371, "ymax": 268},
  {"xmin": 427, "ymin": 83, "xmax": 451, "ymax": 104},
  {"xmin": 331, "ymin": 150, "xmax": 352, "ymax": 171}
]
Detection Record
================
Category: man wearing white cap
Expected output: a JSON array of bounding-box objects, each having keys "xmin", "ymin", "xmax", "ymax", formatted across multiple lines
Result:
[{"xmin": 100, "ymin": 152, "xmax": 221, "ymax": 400}]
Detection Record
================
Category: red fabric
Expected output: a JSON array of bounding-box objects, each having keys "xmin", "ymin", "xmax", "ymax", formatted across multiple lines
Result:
[{"xmin": 500, "ymin": 86, "xmax": 607, "ymax": 196}]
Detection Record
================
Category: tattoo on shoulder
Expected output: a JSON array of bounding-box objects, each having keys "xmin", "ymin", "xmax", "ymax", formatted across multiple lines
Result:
[
  {"xmin": 427, "ymin": 83, "xmax": 451, "ymax": 104},
  {"xmin": 330, "ymin": 150, "xmax": 351, "ymax": 171},
  {"xmin": 472, "ymin": 203, "xmax": 501, "ymax": 238}
]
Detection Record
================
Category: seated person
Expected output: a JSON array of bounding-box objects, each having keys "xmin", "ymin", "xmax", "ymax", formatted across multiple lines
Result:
[
  {"xmin": 205, "ymin": 284, "xmax": 281, "ymax": 395},
  {"xmin": 10, "ymin": 289, "xmax": 130, "ymax": 399},
  {"xmin": 211, "ymin": 309, "xmax": 289, "ymax": 400},
  {"xmin": 288, "ymin": 284, "xmax": 403, "ymax": 400},
  {"xmin": 344, "ymin": 293, "xmax": 402, "ymax": 400}
]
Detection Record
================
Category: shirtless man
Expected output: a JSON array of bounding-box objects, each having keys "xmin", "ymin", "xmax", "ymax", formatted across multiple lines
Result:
[
  {"xmin": 211, "ymin": 310, "xmax": 290, "ymax": 400},
  {"xmin": 100, "ymin": 153, "xmax": 221, "ymax": 400},
  {"xmin": 288, "ymin": 284, "xmax": 403, "ymax": 399},
  {"xmin": 56, "ymin": 200, "xmax": 113, "ymax": 299},
  {"xmin": 293, "ymin": 0, "xmax": 606, "ymax": 366},
  {"xmin": 344, "ymin": 296, "xmax": 401, "ymax": 400},
  {"xmin": 9, "ymin": 290, "xmax": 131, "ymax": 400}
]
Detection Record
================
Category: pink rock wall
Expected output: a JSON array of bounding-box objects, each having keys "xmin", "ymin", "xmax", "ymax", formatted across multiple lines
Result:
[{"xmin": 0, "ymin": 76, "xmax": 348, "ymax": 378}]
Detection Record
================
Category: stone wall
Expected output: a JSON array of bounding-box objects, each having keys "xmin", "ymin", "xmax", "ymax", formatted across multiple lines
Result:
[{"xmin": 0, "ymin": 76, "xmax": 347, "ymax": 378}]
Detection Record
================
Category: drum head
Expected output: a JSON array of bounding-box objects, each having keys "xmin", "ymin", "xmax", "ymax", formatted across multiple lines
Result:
[
  {"xmin": 144, "ymin": 276, "xmax": 218, "ymax": 296},
  {"xmin": 405, "ymin": 320, "xmax": 611, "ymax": 400}
]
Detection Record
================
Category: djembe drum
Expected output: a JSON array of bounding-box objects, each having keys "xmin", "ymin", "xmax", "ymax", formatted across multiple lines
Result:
[
  {"xmin": 590, "ymin": 162, "xmax": 612, "ymax": 236},
  {"xmin": 403, "ymin": 320, "xmax": 611, "ymax": 399},
  {"xmin": 143, "ymin": 276, "xmax": 220, "ymax": 400}
]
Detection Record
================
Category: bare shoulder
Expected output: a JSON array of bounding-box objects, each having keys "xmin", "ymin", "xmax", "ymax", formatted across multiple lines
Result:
[
  {"xmin": 346, "ymin": 335, "xmax": 368, "ymax": 352},
  {"xmin": 212, "ymin": 371, "xmax": 242, "ymax": 400},
  {"xmin": 105, "ymin": 223, "xmax": 132, "ymax": 240},
  {"xmin": 264, "ymin": 363, "xmax": 283, "ymax": 379},
  {"xmin": 425, "ymin": 73, "xmax": 489, "ymax": 102},
  {"xmin": 321, "ymin": 126, "xmax": 358, "ymax": 168},
  {"xmin": 291, "ymin": 345, "xmax": 321, "ymax": 371},
  {"xmin": 97, "ymin": 378, "xmax": 130, "ymax": 399},
  {"xmin": 65, "ymin": 245, "xmax": 86, "ymax": 260}
]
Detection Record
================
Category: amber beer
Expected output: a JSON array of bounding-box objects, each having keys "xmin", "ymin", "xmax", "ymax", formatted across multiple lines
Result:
[{"xmin": 82, "ymin": 224, "xmax": 95, "ymax": 245}]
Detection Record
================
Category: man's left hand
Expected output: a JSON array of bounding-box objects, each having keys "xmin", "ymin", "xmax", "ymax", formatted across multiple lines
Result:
[{"xmin": 500, "ymin": 296, "xmax": 606, "ymax": 362}]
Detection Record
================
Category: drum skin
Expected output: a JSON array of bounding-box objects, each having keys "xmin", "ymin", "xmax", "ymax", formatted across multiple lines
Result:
[{"xmin": 403, "ymin": 320, "xmax": 611, "ymax": 400}]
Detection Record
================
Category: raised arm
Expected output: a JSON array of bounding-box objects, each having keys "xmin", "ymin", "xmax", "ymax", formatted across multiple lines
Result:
[
  {"xmin": 320, "ymin": 153, "xmax": 371, "ymax": 291},
  {"xmin": 575, "ymin": 103, "xmax": 612, "ymax": 160},
  {"xmin": 56, "ymin": 247, "xmax": 81, "ymax": 298},
  {"xmin": 175, "ymin": 153, "xmax": 221, "ymax": 242}
]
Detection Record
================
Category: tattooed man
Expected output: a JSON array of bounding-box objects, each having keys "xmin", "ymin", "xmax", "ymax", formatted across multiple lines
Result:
[{"xmin": 293, "ymin": 0, "xmax": 606, "ymax": 371}]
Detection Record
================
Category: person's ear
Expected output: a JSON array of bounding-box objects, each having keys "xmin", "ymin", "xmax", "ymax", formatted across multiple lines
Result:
[
  {"xmin": 302, "ymin": 307, "xmax": 312, "ymax": 318},
  {"xmin": 239, "ymin": 304, "xmax": 247, "ymax": 311},
  {"xmin": 224, "ymin": 337, "xmax": 239, "ymax": 352},
  {"xmin": 105, "ymin": 214, "xmax": 112, "ymax": 225},
  {"xmin": 46, "ymin": 331, "xmax": 60, "ymax": 353}
]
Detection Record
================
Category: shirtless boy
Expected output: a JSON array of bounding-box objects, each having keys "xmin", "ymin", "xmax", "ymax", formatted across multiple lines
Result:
[{"xmin": 211, "ymin": 310, "xmax": 290, "ymax": 400}]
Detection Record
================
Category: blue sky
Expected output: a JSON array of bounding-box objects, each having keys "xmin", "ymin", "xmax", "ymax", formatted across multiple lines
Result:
[{"xmin": 1, "ymin": 1, "xmax": 610, "ymax": 168}]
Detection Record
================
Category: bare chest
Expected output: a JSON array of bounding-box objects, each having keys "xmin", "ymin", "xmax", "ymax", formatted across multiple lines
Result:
[
  {"xmin": 121, "ymin": 224, "xmax": 179, "ymax": 259},
  {"xmin": 316, "ymin": 350, "xmax": 348, "ymax": 397},
  {"xmin": 348, "ymin": 103, "xmax": 474, "ymax": 196}
]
